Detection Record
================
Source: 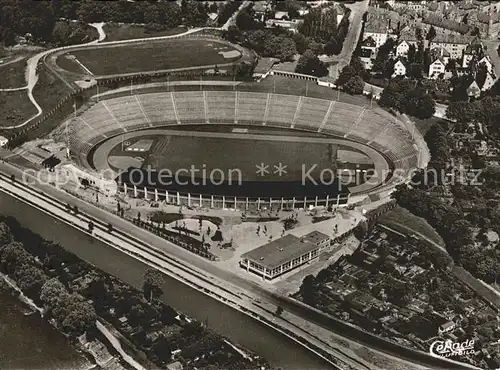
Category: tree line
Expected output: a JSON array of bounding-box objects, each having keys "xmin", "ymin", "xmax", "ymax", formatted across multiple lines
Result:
[{"xmin": 0, "ymin": 0, "xmax": 214, "ymax": 46}]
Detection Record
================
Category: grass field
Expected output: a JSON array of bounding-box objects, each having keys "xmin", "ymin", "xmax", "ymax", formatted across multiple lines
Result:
[
  {"xmin": 379, "ymin": 206, "xmax": 445, "ymax": 247},
  {"xmin": 142, "ymin": 134, "xmax": 337, "ymax": 182},
  {"xmin": 0, "ymin": 57, "xmax": 27, "ymax": 88},
  {"xmin": 32, "ymin": 66, "xmax": 73, "ymax": 112},
  {"xmin": 0, "ymin": 90, "xmax": 37, "ymax": 127},
  {"xmin": 103, "ymin": 24, "xmax": 188, "ymax": 42},
  {"xmin": 67, "ymin": 39, "xmax": 241, "ymax": 76},
  {"xmin": 412, "ymin": 117, "xmax": 444, "ymax": 136}
]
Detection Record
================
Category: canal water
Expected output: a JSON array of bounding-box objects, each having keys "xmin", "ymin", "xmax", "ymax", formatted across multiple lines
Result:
[{"xmin": 0, "ymin": 191, "xmax": 331, "ymax": 370}]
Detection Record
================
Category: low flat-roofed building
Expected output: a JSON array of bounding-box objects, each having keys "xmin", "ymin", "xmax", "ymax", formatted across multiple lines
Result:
[{"xmin": 240, "ymin": 232, "xmax": 328, "ymax": 279}]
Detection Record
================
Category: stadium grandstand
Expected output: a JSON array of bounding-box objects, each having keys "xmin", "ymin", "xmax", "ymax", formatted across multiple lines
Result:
[{"xmin": 68, "ymin": 90, "xmax": 423, "ymax": 209}]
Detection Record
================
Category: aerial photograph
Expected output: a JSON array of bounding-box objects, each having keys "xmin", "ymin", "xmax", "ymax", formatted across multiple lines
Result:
[{"xmin": 0, "ymin": 0, "xmax": 499, "ymax": 369}]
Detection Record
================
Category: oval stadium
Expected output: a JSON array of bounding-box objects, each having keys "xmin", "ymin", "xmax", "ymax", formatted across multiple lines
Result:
[{"xmin": 68, "ymin": 89, "xmax": 423, "ymax": 210}]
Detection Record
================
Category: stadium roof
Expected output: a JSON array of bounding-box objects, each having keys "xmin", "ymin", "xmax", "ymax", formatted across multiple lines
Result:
[{"xmin": 241, "ymin": 234, "xmax": 321, "ymax": 270}]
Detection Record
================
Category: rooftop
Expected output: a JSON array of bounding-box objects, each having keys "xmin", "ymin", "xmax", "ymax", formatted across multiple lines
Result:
[
  {"xmin": 432, "ymin": 33, "xmax": 476, "ymax": 45},
  {"xmin": 301, "ymin": 230, "xmax": 330, "ymax": 244},
  {"xmin": 241, "ymin": 234, "xmax": 320, "ymax": 270}
]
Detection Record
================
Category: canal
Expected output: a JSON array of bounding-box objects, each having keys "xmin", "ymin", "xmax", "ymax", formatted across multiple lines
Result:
[{"xmin": 0, "ymin": 191, "xmax": 331, "ymax": 370}]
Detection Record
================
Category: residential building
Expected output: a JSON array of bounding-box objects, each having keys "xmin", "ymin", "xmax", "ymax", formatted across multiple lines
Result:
[
  {"xmin": 265, "ymin": 18, "xmax": 302, "ymax": 32},
  {"xmin": 481, "ymin": 71, "xmax": 496, "ymax": 91},
  {"xmin": 438, "ymin": 321, "xmax": 457, "ymax": 334},
  {"xmin": 431, "ymin": 47, "xmax": 450, "ymax": 65},
  {"xmin": 360, "ymin": 47, "xmax": 374, "ymax": 70},
  {"xmin": 430, "ymin": 34, "xmax": 476, "ymax": 59},
  {"xmin": 478, "ymin": 55, "xmax": 494, "ymax": 74},
  {"xmin": 423, "ymin": 13, "xmax": 473, "ymax": 34},
  {"xmin": 467, "ymin": 80, "xmax": 481, "ymax": 97},
  {"xmin": 396, "ymin": 40, "xmax": 410, "ymax": 57},
  {"xmin": 462, "ymin": 41, "xmax": 483, "ymax": 68},
  {"xmin": 428, "ymin": 58, "xmax": 446, "ymax": 79},
  {"xmin": 364, "ymin": 16, "xmax": 397, "ymax": 47},
  {"xmin": 392, "ymin": 59, "xmax": 407, "ymax": 77},
  {"xmin": 392, "ymin": 1, "xmax": 428, "ymax": 13},
  {"xmin": 253, "ymin": 1, "xmax": 271, "ymax": 22}
]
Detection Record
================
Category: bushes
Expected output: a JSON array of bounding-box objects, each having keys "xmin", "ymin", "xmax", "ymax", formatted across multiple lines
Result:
[{"xmin": 379, "ymin": 79, "xmax": 436, "ymax": 119}]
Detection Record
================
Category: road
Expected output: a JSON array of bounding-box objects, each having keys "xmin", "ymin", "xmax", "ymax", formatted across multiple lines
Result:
[
  {"xmin": 322, "ymin": 0, "xmax": 370, "ymax": 80},
  {"xmin": 221, "ymin": 1, "xmax": 250, "ymax": 30},
  {"xmin": 0, "ymin": 160, "xmax": 479, "ymax": 370}
]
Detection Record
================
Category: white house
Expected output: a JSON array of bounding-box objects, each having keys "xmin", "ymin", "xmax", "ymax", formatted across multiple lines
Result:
[
  {"xmin": 0, "ymin": 136, "xmax": 8, "ymax": 148},
  {"xmin": 467, "ymin": 80, "xmax": 481, "ymax": 97},
  {"xmin": 481, "ymin": 71, "xmax": 496, "ymax": 91},
  {"xmin": 431, "ymin": 34, "xmax": 475, "ymax": 60},
  {"xmin": 392, "ymin": 60, "xmax": 407, "ymax": 78},
  {"xmin": 364, "ymin": 17, "xmax": 396, "ymax": 47},
  {"xmin": 478, "ymin": 55, "xmax": 494, "ymax": 74},
  {"xmin": 428, "ymin": 58, "xmax": 446, "ymax": 79},
  {"xmin": 396, "ymin": 40, "xmax": 410, "ymax": 57},
  {"xmin": 432, "ymin": 48, "xmax": 450, "ymax": 66}
]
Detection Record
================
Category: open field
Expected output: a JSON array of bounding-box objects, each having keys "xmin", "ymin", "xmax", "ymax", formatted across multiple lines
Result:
[
  {"xmin": 103, "ymin": 24, "xmax": 188, "ymax": 42},
  {"xmin": 0, "ymin": 57, "xmax": 27, "ymax": 88},
  {"xmin": 67, "ymin": 39, "xmax": 241, "ymax": 76},
  {"xmin": 0, "ymin": 90, "xmax": 37, "ymax": 127},
  {"xmin": 378, "ymin": 206, "xmax": 445, "ymax": 247},
  {"xmin": 32, "ymin": 67, "xmax": 73, "ymax": 112}
]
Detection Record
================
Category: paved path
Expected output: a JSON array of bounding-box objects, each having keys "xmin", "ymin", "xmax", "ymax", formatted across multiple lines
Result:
[
  {"xmin": 3, "ymin": 25, "xmax": 221, "ymax": 130},
  {"xmin": 221, "ymin": 1, "xmax": 250, "ymax": 30},
  {"xmin": 323, "ymin": 0, "xmax": 370, "ymax": 80}
]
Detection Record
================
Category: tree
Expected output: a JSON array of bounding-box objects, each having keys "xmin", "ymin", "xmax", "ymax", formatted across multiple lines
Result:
[
  {"xmin": 426, "ymin": 26, "xmax": 436, "ymax": 41},
  {"xmin": 236, "ymin": 6, "xmax": 257, "ymax": 30},
  {"xmin": 0, "ymin": 222, "xmax": 13, "ymax": 248},
  {"xmin": 299, "ymin": 274, "xmax": 316, "ymax": 305},
  {"xmin": 143, "ymin": 268, "xmax": 164, "ymax": 301},
  {"xmin": 343, "ymin": 76, "xmax": 364, "ymax": 95},
  {"xmin": 476, "ymin": 62, "xmax": 488, "ymax": 89},
  {"xmin": 275, "ymin": 306, "xmax": 284, "ymax": 316},
  {"xmin": 407, "ymin": 43, "xmax": 417, "ymax": 64},
  {"xmin": 336, "ymin": 65, "xmax": 356, "ymax": 87},
  {"xmin": 295, "ymin": 49, "xmax": 328, "ymax": 77},
  {"xmin": 446, "ymin": 101, "xmax": 477, "ymax": 123},
  {"xmin": 40, "ymin": 278, "xmax": 68, "ymax": 307},
  {"xmin": 55, "ymin": 294, "xmax": 96, "ymax": 336}
]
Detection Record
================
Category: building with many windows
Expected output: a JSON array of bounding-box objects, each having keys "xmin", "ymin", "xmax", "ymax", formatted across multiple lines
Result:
[{"xmin": 240, "ymin": 231, "xmax": 330, "ymax": 280}]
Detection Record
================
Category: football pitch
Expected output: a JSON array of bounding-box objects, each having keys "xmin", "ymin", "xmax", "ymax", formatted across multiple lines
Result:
[
  {"xmin": 141, "ymin": 133, "xmax": 338, "ymax": 182},
  {"xmin": 66, "ymin": 39, "xmax": 241, "ymax": 76}
]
